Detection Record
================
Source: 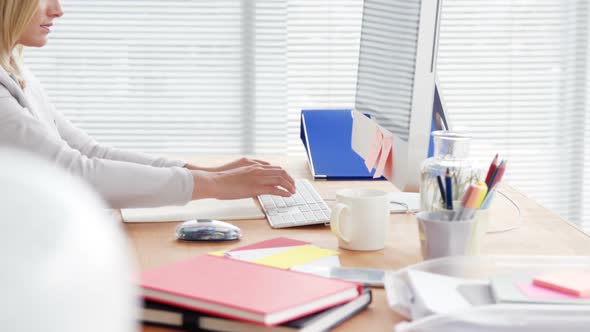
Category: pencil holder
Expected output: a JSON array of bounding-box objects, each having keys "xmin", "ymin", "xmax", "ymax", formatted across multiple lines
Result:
[
  {"xmin": 417, "ymin": 210, "xmax": 475, "ymax": 260},
  {"xmin": 419, "ymin": 131, "xmax": 478, "ymax": 212}
]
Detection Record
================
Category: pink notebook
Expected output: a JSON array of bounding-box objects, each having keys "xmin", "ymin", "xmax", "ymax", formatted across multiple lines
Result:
[{"xmin": 140, "ymin": 255, "xmax": 361, "ymax": 326}]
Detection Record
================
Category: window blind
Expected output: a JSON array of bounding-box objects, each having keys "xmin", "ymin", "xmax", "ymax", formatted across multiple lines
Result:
[
  {"xmin": 25, "ymin": 0, "xmax": 287, "ymax": 154},
  {"xmin": 436, "ymin": 0, "xmax": 589, "ymax": 229},
  {"xmin": 286, "ymin": 0, "xmax": 363, "ymax": 154}
]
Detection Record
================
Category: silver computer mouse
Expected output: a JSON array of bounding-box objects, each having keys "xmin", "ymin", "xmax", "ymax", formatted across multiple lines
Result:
[{"xmin": 175, "ymin": 219, "xmax": 241, "ymax": 242}]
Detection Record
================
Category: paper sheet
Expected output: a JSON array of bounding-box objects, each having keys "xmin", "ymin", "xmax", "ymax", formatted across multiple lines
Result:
[
  {"xmin": 226, "ymin": 246, "xmax": 301, "ymax": 262},
  {"xmin": 121, "ymin": 198, "xmax": 264, "ymax": 223},
  {"xmin": 291, "ymin": 255, "xmax": 341, "ymax": 269},
  {"xmin": 253, "ymin": 245, "xmax": 339, "ymax": 269},
  {"xmin": 407, "ymin": 270, "xmax": 477, "ymax": 317},
  {"xmin": 208, "ymin": 239, "xmax": 339, "ymax": 270}
]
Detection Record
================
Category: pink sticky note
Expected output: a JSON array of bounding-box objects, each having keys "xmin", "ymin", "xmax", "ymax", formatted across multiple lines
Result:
[
  {"xmin": 383, "ymin": 145, "xmax": 394, "ymax": 180},
  {"xmin": 516, "ymin": 282, "xmax": 586, "ymax": 299},
  {"xmin": 373, "ymin": 136, "xmax": 393, "ymax": 178},
  {"xmin": 364, "ymin": 129, "xmax": 383, "ymax": 172},
  {"xmin": 533, "ymin": 271, "xmax": 590, "ymax": 297}
]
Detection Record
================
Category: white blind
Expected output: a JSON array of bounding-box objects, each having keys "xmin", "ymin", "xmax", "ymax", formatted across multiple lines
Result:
[
  {"xmin": 26, "ymin": 0, "xmax": 287, "ymax": 154},
  {"xmin": 436, "ymin": 0, "xmax": 589, "ymax": 229},
  {"xmin": 286, "ymin": 0, "xmax": 362, "ymax": 154},
  {"xmin": 24, "ymin": 1, "xmax": 590, "ymax": 230}
]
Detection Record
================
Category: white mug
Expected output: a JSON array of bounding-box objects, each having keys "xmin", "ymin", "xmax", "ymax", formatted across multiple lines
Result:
[{"xmin": 330, "ymin": 188, "xmax": 390, "ymax": 251}]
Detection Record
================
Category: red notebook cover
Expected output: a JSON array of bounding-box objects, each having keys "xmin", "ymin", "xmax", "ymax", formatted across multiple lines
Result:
[{"xmin": 140, "ymin": 255, "xmax": 362, "ymax": 326}]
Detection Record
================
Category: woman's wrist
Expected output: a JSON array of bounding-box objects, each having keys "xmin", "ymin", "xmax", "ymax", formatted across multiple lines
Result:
[
  {"xmin": 190, "ymin": 170, "xmax": 219, "ymax": 200},
  {"xmin": 184, "ymin": 163, "xmax": 218, "ymax": 172}
]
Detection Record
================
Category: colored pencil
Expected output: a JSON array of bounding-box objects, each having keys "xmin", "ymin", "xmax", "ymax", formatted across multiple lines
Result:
[
  {"xmin": 453, "ymin": 185, "xmax": 473, "ymax": 220},
  {"xmin": 484, "ymin": 154, "xmax": 499, "ymax": 187},
  {"xmin": 489, "ymin": 160, "xmax": 507, "ymax": 192},
  {"xmin": 486, "ymin": 160, "xmax": 503, "ymax": 194},
  {"xmin": 475, "ymin": 181, "xmax": 489, "ymax": 208}
]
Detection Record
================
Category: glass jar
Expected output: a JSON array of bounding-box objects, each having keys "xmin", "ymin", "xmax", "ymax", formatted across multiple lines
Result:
[{"xmin": 420, "ymin": 131, "xmax": 478, "ymax": 212}]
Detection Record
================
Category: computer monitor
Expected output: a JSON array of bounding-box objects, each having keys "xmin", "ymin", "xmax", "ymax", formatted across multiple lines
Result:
[{"xmin": 351, "ymin": 0, "xmax": 448, "ymax": 192}]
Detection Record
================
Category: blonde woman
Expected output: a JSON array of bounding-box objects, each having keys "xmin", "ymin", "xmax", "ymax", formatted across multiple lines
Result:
[{"xmin": 0, "ymin": 0, "xmax": 295, "ymax": 208}]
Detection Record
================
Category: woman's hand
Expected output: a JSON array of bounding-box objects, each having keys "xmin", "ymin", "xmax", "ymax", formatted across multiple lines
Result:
[
  {"xmin": 190, "ymin": 164, "xmax": 296, "ymax": 200},
  {"xmin": 184, "ymin": 157, "xmax": 271, "ymax": 172}
]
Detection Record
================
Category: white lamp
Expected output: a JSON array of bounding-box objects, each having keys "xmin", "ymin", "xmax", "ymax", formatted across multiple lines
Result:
[{"xmin": 0, "ymin": 149, "xmax": 138, "ymax": 332}]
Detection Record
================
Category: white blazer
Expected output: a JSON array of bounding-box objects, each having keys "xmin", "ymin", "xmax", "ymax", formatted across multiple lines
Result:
[{"xmin": 0, "ymin": 66, "xmax": 193, "ymax": 208}]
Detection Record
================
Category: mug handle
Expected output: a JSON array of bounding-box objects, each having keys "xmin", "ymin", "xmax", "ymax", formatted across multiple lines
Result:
[{"xmin": 330, "ymin": 203, "xmax": 351, "ymax": 243}]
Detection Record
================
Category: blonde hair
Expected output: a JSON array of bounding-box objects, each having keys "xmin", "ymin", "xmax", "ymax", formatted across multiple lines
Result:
[{"xmin": 0, "ymin": 0, "xmax": 39, "ymax": 89}]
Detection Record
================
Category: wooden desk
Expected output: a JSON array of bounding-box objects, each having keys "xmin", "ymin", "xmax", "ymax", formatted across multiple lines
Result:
[{"xmin": 125, "ymin": 156, "xmax": 590, "ymax": 332}]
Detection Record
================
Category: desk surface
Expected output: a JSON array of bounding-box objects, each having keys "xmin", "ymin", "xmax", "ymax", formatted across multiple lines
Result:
[{"xmin": 125, "ymin": 156, "xmax": 590, "ymax": 332}]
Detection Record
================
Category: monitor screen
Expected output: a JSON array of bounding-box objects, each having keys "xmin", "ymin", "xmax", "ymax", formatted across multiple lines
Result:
[{"xmin": 354, "ymin": 0, "xmax": 422, "ymax": 142}]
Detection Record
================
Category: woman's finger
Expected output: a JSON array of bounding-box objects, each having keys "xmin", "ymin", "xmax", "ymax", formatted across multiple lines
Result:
[
  {"xmin": 258, "ymin": 185, "xmax": 292, "ymax": 197},
  {"xmin": 252, "ymin": 159, "xmax": 271, "ymax": 165},
  {"xmin": 258, "ymin": 176, "xmax": 296, "ymax": 194},
  {"xmin": 254, "ymin": 167, "xmax": 295, "ymax": 185}
]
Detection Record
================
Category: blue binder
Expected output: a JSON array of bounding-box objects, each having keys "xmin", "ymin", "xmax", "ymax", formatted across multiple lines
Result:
[{"xmin": 300, "ymin": 110, "xmax": 378, "ymax": 180}]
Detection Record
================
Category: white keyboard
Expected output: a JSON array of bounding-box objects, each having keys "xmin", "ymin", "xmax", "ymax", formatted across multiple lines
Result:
[{"xmin": 258, "ymin": 179, "xmax": 331, "ymax": 228}]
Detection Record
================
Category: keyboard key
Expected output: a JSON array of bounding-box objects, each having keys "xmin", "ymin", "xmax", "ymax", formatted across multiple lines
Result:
[
  {"xmin": 265, "ymin": 201, "xmax": 276, "ymax": 209},
  {"xmin": 310, "ymin": 204, "xmax": 322, "ymax": 211},
  {"xmin": 303, "ymin": 211, "xmax": 316, "ymax": 221},
  {"xmin": 293, "ymin": 213, "xmax": 305, "ymax": 222},
  {"xmin": 282, "ymin": 214, "xmax": 294, "ymax": 224},
  {"xmin": 298, "ymin": 205, "xmax": 310, "ymax": 212},
  {"xmin": 284, "ymin": 197, "xmax": 295, "ymax": 206},
  {"xmin": 303, "ymin": 193, "xmax": 315, "ymax": 204},
  {"xmin": 314, "ymin": 210, "xmax": 326, "ymax": 220},
  {"xmin": 269, "ymin": 215, "xmax": 283, "ymax": 225},
  {"xmin": 293, "ymin": 194, "xmax": 306, "ymax": 205}
]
